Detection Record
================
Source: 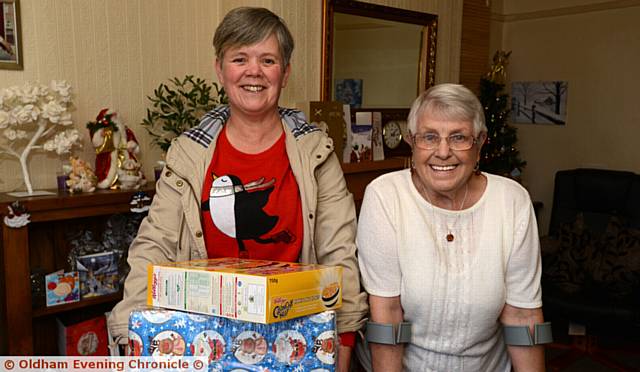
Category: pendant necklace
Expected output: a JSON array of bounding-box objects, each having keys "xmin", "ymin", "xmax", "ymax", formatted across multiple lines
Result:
[{"xmin": 424, "ymin": 183, "xmax": 469, "ymax": 243}]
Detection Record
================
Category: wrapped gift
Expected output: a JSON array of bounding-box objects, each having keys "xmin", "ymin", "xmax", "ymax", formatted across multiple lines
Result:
[
  {"xmin": 129, "ymin": 307, "xmax": 337, "ymax": 371},
  {"xmin": 148, "ymin": 258, "xmax": 342, "ymax": 324}
]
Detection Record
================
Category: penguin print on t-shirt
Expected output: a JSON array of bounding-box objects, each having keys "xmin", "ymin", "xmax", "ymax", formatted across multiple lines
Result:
[
  {"xmin": 202, "ymin": 174, "xmax": 295, "ymax": 253},
  {"xmin": 201, "ymin": 128, "xmax": 303, "ymax": 261}
]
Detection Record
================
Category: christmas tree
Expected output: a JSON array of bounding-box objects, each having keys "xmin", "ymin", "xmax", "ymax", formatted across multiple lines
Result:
[{"xmin": 478, "ymin": 51, "xmax": 526, "ymax": 180}]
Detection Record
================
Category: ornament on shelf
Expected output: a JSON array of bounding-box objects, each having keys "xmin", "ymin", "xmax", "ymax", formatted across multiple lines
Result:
[
  {"xmin": 66, "ymin": 156, "xmax": 97, "ymax": 194},
  {"xmin": 87, "ymin": 109, "xmax": 146, "ymax": 190},
  {"xmin": 118, "ymin": 157, "xmax": 146, "ymax": 190},
  {"xmin": 0, "ymin": 81, "xmax": 80, "ymax": 196},
  {"xmin": 130, "ymin": 191, "xmax": 151, "ymax": 213},
  {"xmin": 3, "ymin": 200, "xmax": 31, "ymax": 228}
]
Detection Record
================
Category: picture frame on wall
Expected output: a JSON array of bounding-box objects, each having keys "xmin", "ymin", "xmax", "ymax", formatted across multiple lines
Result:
[
  {"xmin": 335, "ymin": 79, "xmax": 363, "ymax": 108},
  {"xmin": 511, "ymin": 81, "xmax": 568, "ymax": 125},
  {"xmin": 0, "ymin": 0, "xmax": 23, "ymax": 70}
]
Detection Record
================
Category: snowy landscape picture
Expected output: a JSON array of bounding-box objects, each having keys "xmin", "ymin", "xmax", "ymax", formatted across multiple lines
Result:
[{"xmin": 511, "ymin": 81, "xmax": 568, "ymax": 125}]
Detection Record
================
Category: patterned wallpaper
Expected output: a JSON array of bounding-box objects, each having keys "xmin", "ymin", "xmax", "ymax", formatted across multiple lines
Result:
[{"xmin": 0, "ymin": 0, "xmax": 462, "ymax": 193}]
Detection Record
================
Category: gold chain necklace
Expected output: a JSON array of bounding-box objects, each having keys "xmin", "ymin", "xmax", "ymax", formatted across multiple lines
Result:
[{"xmin": 422, "ymin": 182, "xmax": 469, "ymax": 243}]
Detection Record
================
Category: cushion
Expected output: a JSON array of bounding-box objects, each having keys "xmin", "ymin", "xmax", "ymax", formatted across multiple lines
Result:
[
  {"xmin": 542, "ymin": 214, "xmax": 640, "ymax": 301},
  {"xmin": 542, "ymin": 214, "xmax": 595, "ymax": 295},
  {"xmin": 594, "ymin": 217, "xmax": 640, "ymax": 299}
]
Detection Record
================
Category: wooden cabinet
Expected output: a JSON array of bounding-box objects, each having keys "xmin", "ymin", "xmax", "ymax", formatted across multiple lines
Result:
[
  {"xmin": 0, "ymin": 187, "xmax": 154, "ymax": 355},
  {"xmin": 0, "ymin": 159, "xmax": 405, "ymax": 355},
  {"xmin": 342, "ymin": 157, "xmax": 409, "ymax": 213}
]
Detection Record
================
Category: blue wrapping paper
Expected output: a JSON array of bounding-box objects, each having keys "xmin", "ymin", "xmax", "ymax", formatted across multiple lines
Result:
[{"xmin": 129, "ymin": 307, "xmax": 336, "ymax": 372}]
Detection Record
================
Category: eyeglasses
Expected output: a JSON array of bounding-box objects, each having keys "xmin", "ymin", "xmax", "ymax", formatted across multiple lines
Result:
[{"xmin": 412, "ymin": 133, "xmax": 478, "ymax": 151}]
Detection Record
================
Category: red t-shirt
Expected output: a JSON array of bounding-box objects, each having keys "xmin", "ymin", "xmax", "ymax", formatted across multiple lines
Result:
[{"xmin": 201, "ymin": 127, "xmax": 303, "ymax": 261}]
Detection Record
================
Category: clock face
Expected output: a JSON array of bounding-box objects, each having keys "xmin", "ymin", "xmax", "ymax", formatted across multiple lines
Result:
[{"xmin": 383, "ymin": 121, "xmax": 402, "ymax": 149}]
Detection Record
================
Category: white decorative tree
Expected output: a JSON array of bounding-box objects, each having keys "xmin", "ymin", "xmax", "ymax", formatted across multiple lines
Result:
[{"xmin": 0, "ymin": 81, "xmax": 80, "ymax": 195}]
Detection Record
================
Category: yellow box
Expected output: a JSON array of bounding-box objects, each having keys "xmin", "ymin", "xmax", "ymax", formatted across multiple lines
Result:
[{"xmin": 147, "ymin": 258, "xmax": 342, "ymax": 324}]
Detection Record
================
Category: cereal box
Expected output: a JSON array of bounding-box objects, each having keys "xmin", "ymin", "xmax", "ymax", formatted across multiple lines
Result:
[
  {"xmin": 129, "ymin": 307, "xmax": 337, "ymax": 371},
  {"xmin": 147, "ymin": 258, "xmax": 342, "ymax": 324}
]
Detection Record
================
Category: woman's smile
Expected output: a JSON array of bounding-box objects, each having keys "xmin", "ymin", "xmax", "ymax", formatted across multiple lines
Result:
[
  {"xmin": 429, "ymin": 164, "xmax": 458, "ymax": 172},
  {"xmin": 241, "ymin": 85, "xmax": 265, "ymax": 92}
]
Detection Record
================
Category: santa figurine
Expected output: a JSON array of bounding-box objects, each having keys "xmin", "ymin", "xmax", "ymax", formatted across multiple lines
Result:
[{"xmin": 87, "ymin": 109, "xmax": 146, "ymax": 189}]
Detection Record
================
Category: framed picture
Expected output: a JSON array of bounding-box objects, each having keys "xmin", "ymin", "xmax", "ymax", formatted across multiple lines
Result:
[
  {"xmin": 0, "ymin": 0, "xmax": 23, "ymax": 70},
  {"xmin": 511, "ymin": 81, "xmax": 568, "ymax": 125},
  {"xmin": 335, "ymin": 79, "xmax": 363, "ymax": 108}
]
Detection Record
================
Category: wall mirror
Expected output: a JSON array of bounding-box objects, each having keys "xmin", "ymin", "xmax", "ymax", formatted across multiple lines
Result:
[
  {"xmin": 321, "ymin": 0, "xmax": 437, "ymax": 108},
  {"xmin": 0, "ymin": 0, "xmax": 22, "ymax": 70}
]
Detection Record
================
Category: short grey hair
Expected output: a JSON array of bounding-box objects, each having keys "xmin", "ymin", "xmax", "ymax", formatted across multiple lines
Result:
[
  {"xmin": 407, "ymin": 83, "xmax": 487, "ymax": 136},
  {"xmin": 213, "ymin": 7, "xmax": 294, "ymax": 70}
]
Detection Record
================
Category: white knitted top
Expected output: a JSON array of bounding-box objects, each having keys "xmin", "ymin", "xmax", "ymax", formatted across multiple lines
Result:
[{"xmin": 357, "ymin": 170, "xmax": 542, "ymax": 371}]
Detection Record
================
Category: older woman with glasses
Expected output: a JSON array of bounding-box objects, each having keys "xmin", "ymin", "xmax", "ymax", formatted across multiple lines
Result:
[{"xmin": 356, "ymin": 83, "xmax": 549, "ymax": 371}]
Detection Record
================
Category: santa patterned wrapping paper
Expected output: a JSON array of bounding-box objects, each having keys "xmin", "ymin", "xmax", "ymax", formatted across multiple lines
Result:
[{"xmin": 129, "ymin": 307, "xmax": 336, "ymax": 372}]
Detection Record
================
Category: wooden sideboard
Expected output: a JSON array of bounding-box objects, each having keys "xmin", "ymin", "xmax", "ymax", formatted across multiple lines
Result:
[
  {"xmin": 0, "ymin": 187, "xmax": 154, "ymax": 355},
  {"xmin": 342, "ymin": 157, "xmax": 409, "ymax": 213}
]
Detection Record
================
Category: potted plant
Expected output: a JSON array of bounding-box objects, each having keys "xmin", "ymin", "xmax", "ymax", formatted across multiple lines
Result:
[{"xmin": 141, "ymin": 75, "xmax": 227, "ymax": 153}]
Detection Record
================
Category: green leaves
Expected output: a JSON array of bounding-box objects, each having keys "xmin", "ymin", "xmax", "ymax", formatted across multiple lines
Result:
[{"xmin": 141, "ymin": 75, "xmax": 227, "ymax": 153}]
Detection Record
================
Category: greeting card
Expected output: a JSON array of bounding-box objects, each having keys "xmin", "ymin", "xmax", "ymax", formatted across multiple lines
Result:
[
  {"xmin": 76, "ymin": 251, "xmax": 119, "ymax": 298},
  {"xmin": 46, "ymin": 270, "xmax": 80, "ymax": 307},
  {"xmin": 309, "ymin": 101, "xmax": 347, "ymax": 160}
]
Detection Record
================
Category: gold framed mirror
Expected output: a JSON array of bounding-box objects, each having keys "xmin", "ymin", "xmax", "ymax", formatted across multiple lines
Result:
[
  {"xmin": 321, "ymin": 0, "xmax": 437, "ymax": 108},
  {"xmin": 0, "ymin": 0, "xmax": 23, "ymax": 70}
]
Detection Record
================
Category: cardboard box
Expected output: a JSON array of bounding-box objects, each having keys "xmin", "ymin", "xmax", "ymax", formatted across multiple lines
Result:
[
  {"xmin": 147, "ymin": 258, "xmax": 342, "ymax": 324},
  {"xmin": 57, "ymin": 314, "xmax": 109, "ymax": 356},
  {"xmin": 129, "ymin": 307, "xmax": 337, "ymax": 371}
]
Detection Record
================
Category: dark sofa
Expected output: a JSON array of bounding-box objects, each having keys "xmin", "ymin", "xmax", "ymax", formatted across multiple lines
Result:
[{"xmin": 541, "ymin": 168, "xmax": 640, "ymax": 337}]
